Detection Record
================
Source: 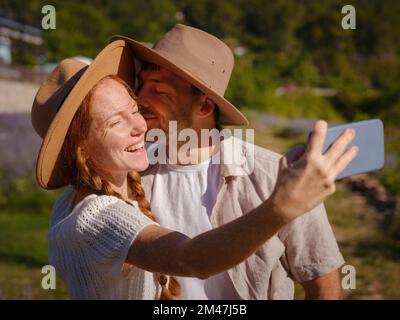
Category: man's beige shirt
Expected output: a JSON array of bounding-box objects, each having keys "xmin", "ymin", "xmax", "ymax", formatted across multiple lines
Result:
[{"xmin": 141, "ymin": 133, "xmax": 344, "ymax": 299}]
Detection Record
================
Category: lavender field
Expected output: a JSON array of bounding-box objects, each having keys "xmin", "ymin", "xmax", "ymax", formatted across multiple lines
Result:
[{"xmin": 0, "ymin": 113, "xmax": 41, "ymax": 179}]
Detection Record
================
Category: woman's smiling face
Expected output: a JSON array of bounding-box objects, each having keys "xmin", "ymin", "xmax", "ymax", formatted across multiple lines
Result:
[{"xmin": 85, "ymin": 78, "xmax": 149, "ymax": 177}]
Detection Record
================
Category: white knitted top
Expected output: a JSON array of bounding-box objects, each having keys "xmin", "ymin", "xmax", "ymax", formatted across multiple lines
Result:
[{"xmin": 48, "ymin": 185, "xmax": 161, "ymax": 299}]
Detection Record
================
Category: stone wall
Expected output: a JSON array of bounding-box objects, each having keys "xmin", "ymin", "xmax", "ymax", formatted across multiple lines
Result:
[{"xmin": 0, "ymin": 79, "xmax": 39, "ymax": 113}]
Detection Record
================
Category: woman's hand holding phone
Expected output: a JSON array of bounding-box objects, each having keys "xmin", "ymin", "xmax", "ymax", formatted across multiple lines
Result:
[{"xmin": 269, "ymin": 120, "xmax": 359, "ymax": 223}]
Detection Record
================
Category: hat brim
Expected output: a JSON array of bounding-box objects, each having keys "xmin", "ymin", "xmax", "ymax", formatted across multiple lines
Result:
[
  {"xmin": 36, "ymin": 40, "xmax": 136, "ymax": 189},
  {"xmin": 110, "ymin": 35, "xmax": 249, "ymax": 127}
]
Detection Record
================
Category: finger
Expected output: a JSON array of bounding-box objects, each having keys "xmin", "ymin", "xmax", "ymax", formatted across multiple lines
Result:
[
  {"xmin": 324, "ymin": 128, "xmax": 356, "ymax": 165},
  {"xmin": 279, "ymin": 154, "xmax": 289, "ymax": 170},
  {"xmin": 306, "ymin": 120, "xmax": 328, "ymax": 156},
  {"xmin": 331, "ymin": 145, "xmax": 359, "ymax": 178},
  {"xmin": 285, "ymin": 144, "xmax": 306, "ymax": 166}
]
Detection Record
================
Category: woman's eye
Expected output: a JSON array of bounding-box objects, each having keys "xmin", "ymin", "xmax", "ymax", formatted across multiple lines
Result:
[{"xmin": 110, "ymin": 121, "xmax": 120, "ymax": 127}]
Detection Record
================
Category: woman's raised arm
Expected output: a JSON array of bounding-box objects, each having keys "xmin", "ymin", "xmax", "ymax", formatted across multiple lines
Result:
[{"xmin": 126, "ymin": 121, "xmax": 358, "ymax": 279}]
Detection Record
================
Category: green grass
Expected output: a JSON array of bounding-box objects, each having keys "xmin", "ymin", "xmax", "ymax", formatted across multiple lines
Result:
[
  {"xmin": 0, "ymin": 261, "xmax": 68, "ymax": 299},
  {"xmin": 0, "ymin": 212, "xmax": 49, "ymax": 266},
  {"xmin": 0, "ymin": 210, "xmax": 68, "ymax": 299},
  {"xmin": 0, "ymin": 179, "xmax": 68, "ymax": 299},
  {"xmin": 325, "ymin": 185, "xmax": 400, "ymax": 299}
]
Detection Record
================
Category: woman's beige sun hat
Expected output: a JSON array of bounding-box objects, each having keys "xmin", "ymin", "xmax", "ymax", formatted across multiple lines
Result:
[
  {"xmin": 111, "ymin": 24, "xmax": 249, "ymax": 127},
  {"xmin": 31, "ymin": 40, "xmax": 136, "ymax": 190}
]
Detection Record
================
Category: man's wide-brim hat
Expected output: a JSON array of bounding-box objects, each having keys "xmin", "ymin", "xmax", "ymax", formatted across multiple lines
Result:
[
  {"xmin": 111, "ymin": 24, "xmax": 249, "ymax": 127},
  {"xmin": 31, "ymin": 40, "xmax": 136, "ymax": 189}
]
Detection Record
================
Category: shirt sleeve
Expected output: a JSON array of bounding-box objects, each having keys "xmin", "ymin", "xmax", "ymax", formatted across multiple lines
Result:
[
  {"xmin": 75, "ymin": 197, "xmax": 158, "ymax": 277},
  {"xmin": 277, "ymin": 203, "xmax": 345, "ymax": 282}
]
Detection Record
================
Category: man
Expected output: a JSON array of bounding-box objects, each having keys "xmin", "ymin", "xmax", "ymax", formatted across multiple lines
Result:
[{"xmin": 114, "ymin": 24, "xmax": 345, "ymax": 299}]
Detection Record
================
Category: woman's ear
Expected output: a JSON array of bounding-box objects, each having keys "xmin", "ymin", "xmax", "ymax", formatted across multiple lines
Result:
[{"xmin": 78, "ymin": 143, "xmax": 89, "ymax": 161}]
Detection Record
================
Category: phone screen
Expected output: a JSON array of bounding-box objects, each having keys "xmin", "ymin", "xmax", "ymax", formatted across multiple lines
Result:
[{"xmin": 314, "ymin": 119, "xmax": 385, "ymax": 179}]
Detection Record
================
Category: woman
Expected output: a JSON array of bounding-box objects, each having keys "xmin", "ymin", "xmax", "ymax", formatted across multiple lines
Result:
[{"xmin": 31, "ymin": 40, "xmax": 357, "ymax": 299}]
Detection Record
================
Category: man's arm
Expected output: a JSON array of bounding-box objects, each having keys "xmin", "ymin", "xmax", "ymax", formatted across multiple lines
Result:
[
  {"xmin": 277, "ymin": 201, "xmax": 346, "ymax": 299},
  {"xmin": 301, "ymin": 269, "xmax": 343, "ymax": 300}
]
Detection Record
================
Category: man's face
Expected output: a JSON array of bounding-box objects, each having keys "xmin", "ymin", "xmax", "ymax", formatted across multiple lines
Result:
[{"xmin": 136, "ymin": 66, "xmax": 197, "ymax": 133}]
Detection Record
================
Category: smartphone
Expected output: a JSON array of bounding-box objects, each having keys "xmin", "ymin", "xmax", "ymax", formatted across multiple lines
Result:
[{"xmin": 317, "ymin": 119, "xmax": 385, "ymax": 180}]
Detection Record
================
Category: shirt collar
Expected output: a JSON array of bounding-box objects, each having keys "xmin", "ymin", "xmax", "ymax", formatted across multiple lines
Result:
[{"xmin": 143, "ymin": 131, "xmax": 253, "ymax": 178}]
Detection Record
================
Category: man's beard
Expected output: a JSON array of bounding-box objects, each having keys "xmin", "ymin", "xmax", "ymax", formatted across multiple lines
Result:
[
  {"xmin": 161, "ymin": 108, "xmax": 192, "ymax": 140},
  {"xmin": 165, "ymin": 119, "xmax": 192, "ymax": 148}
]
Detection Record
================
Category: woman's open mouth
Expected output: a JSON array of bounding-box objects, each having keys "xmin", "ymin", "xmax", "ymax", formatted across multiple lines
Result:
[{"xmin": 124, "ymin": 142, "xmax": 145, "ymax": 154}]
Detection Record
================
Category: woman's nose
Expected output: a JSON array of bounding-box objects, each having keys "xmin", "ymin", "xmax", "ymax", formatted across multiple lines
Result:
[{"xmin": 130, "ymin": 113, "xmax": 147, "ymax": 136}]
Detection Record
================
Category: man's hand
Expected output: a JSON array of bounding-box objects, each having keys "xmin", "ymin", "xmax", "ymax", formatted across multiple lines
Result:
[
  {"xmin": 302, "ymin": 269, "xmax": 343, "ymax": 300},
  {"xmin": 269, "ymin": 120, "xmax": 358, "ymax": 223}
]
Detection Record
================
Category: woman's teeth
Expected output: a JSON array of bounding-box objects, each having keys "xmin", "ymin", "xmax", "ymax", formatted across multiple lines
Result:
[{"xmin": 124, "ymin": 142, "xmax": 144, "ymax": 153}]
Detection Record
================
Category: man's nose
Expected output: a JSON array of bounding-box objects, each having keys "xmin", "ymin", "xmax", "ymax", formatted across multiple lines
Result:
[
  {"xmin": 138, "ymin": 102, "xmax": 152, "ymax": 114},
  {"xmin": 137, "ymin": 89, "xmax": 149, "ymax": 106},
  {"xmin": 137, "ymin": 96, "xmax": 156, "ymax": 114},
  {"xmin": 136, "ymin": 84, "xmax": 150, "ymax": 100}
]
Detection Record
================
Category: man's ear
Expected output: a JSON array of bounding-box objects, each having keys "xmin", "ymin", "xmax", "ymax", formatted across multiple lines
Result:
[{"xmin": 197, "ymin": 96, "xmax": 215, "ymax": 118}]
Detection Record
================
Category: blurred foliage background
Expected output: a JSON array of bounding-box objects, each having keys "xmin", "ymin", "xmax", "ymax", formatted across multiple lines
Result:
[
  {"xmin": 0, "ymin": 0, "xmax": 399, "ymax": 299},
  {"xmin": 2, "ymin": 0, "xmax": 400, "ymax": 123}
]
